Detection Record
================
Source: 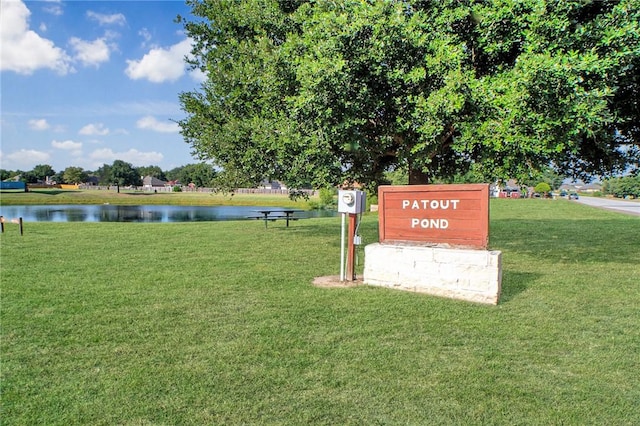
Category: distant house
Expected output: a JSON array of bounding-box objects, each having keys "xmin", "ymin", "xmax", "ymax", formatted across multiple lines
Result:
[
  {"xmin": 260, "ymin": 180, "xmax": 283, "ymax": 190},
  {"xmin": 4, "ymin": 174, "xmax": 22, "ymax": 182},
  {"xmin": 491, "ymin": 179, "xmax": 523, "ymax": 198},
  {"xmin": 581, "ymin": 183, "xmax": 602, "ymax": 193},
  {"xmin": 559, "ymin": 182, "xmax": 602, "ymax": 193},
  {"xmin": 85, "ymin": 176, "xmax": 99, "ymax": 186},
  {"xmin": 142, "ymin": 176, "xmax": 167, "ymax": 190}
]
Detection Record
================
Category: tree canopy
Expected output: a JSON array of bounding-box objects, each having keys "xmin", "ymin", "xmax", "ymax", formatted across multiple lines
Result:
[
  {"xmin": 138, "ymin": 166, "xmax": 167, "ymax": 182},
  {"xmin": 110, "ymin": 160, "xmax": 142, "ymax": 188},
  {"xmin": 62, "ymin": 167, "xmax": 89, "ymax": 185},
  {"xmin": 178, "ymin": 0, "xmax": 639, "ymax": 191},
  {"xmin": 30, "ymin": 164, "xmax": 56, "ymax": 182},
  {"xmin": 166, "ymin": 163, "xmax": 218, "ymax": 187}
]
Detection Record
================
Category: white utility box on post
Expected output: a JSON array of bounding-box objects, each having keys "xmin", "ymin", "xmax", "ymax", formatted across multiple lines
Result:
[
  {"xmin": 338, "ymin": 190, "xmax": 366, "ymax": 214},
  {"xmin": 337, "ymin": 190, "xmax": 366, "ymax": 281}
]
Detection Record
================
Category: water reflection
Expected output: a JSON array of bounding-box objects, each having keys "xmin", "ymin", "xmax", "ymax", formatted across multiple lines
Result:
[
  {"xmin": 67, "ymin": 207, "xmax": 89, "ymax": 222},
  {"xmin": 0, "ymin": 205, "xmax": 336, "ymax": 223},
  {"xmin": 96, "ymin": 205, "xmax": 165, "ymax": 222}
]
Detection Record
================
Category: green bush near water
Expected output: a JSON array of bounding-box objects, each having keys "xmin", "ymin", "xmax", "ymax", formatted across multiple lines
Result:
[{"xmin": 1, "ymin": 199, "xmax": 639, "ymax": 424}]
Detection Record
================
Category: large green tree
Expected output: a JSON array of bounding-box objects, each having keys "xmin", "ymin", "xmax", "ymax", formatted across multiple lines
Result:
[
  {"xmin": 138, "ymin": 165, "xmax": 167, "ymax": 181},
  {"xmin": 110, "ymin": 160, "xmax": 142, "ymax": 191},
  {"xmin": 178, "ymin": 0, "xmax": 639, "ymax": 191},
  {"xmin": 94, "ymin": 164, "xmax": 112, "ymax": 186},
  {"xmin": 167, "ymin": 163, "xmax": 217, "ymax": 187},
  {"xmin": 62, "ymin": 166, "xmax": 88, "ymax": 184},
  {"xmin": 30, "ymin": 164, "xmax": 56, "ymax": 183}
]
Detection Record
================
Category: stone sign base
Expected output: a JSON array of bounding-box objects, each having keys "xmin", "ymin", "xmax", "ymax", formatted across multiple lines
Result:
[{"xmin": 363, "ymin": 243, "xmax": 502, "ymax": 305}]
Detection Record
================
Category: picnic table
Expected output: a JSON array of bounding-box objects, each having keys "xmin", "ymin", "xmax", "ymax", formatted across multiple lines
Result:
[{"xmin": 248, "ymin": 209, "xmax": 303, "ymax": 228}]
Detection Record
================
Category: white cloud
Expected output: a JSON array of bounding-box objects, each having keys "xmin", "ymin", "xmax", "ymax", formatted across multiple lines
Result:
[
  {"xmin": 0, "ymin": 0, "xmax": 73, "ymax": 75},
  {"xmin": 3, "ymin": 149, "xmax": 51, "ymax": 168},
  {"xmin": 79, "ymin": 123, "xmax": 110, "ymax": 136},
  {"xmin": 125, "ymin": 38, "xmax": 192, "ymax": 83},
  {"xmin": 52, "ymin": 139, "xmax": 82, "ymax": 150},
  {"xmin": 29, "ymin": 118, "xmax": 50, "ymax": 130},
  {"xmin": 43, "ymin": 0, "xmax": 63, "ymax": 17},
  {"xmin": 52, "ymin": 139, "xmax": 82, "ymax": 158},
  {"xmin": 189, "ymin": 67, "xmax": 207, "ymax": 83},
  {"xmin": 103, "ymin": 29, "xmax": 121, "ymax": 43},
  {"xmin": 86, "ymin": 11, "xmax": 126, "ymax": 26},
  {"xmin": 69, "ymin": 37, "xmax": 111, "ymax": 67},
  {"xmin": 136, "ymin": 116, "xmax": 180, "ymax": 133},
  {"xmin": 89, "ymin": 148, "xmax": 163, "ymax": 166},
  {"xmin": 138, "ymin": 28, "xmax": 152, "ymax": 48}
]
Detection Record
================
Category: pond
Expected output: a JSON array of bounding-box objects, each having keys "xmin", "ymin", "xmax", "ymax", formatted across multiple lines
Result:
[{"xmin": 0, "ymin": 205, "xmax": 337, "ymax": 223}]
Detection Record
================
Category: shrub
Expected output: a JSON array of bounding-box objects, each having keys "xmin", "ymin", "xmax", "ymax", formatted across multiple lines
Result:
[
  {"xmin": 534, "ymin": 182, "xmax": 551, "ymax": 195},
  {"xmin": 318, "ymin": 187, "xmax": 337, "ymax": 208},
  {"xmin": 366, "ymin": 195, "xmax": 378, "ymax": 212}
]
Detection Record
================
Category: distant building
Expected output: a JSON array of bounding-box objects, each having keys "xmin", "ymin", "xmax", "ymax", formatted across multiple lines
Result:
[
  {"xmin": 559, "ymin": 182, "xmax": 602, "ymax": 193},
  {"xmin": 84, "ymin": 176, "xmax": 99, "ymax": 186},
  {"xmin": 3, "ymin": 174, "xmax": 23, "ymax": 182},
  {"xmin": 142, "ymin": 176, "xmax": 167, "ymax": 190},
  {"xmin": 491, "ymin": 179, "xmax": 522, "ymax": 198},
  {"xmin": 260, "ymin": 180, "xmax": 284, "ymax": 190},
  {"xmin": 581, "ymin": 183, "xmax": 602, "ymax": 193}
]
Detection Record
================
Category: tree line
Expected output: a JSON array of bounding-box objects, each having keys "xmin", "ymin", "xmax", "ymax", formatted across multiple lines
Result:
[
  {"xmin": 0, "ymin": 159, "xmax": 566, "ymax": 191},
  {"xmin": 0, "ymin": 160, "xmax": 219, "ymax": 188},
  {"xmin": 3, "ymin": 159, "xmax": 637, "ymax": 199},
  {"xmin": 601, "ymin": 175, "xmax": 640, "ymax": 199}
]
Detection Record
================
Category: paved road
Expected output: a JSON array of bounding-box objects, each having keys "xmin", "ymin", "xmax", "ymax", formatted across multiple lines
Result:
[{"xmin": 573, "ymin": 196, "xmax": 640, "ymax": 216}]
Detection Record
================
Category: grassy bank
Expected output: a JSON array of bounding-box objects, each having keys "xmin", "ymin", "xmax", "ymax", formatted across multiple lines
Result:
[
  {"xmin": 1, "ymin": 200, "xmax": 639, "ymax": 424},
  {"xmin": 0, "ymin": 188, "xmax": 317, "ymax": 208}
]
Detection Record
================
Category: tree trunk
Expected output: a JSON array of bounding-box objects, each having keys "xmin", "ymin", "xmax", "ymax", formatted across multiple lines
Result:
[{"xmin": 408, "ymin": 159, "xmax": 429, "ymax": 185}]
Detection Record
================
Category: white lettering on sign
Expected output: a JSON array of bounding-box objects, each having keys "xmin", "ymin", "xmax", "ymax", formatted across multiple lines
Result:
[
  {"xmin": 411, "ymin": 218, "xmax": 449, "ymax": 229},
  {"xmin": 402, "ymin": 199, "xmax": 460, "ymax": 210},
  {"xmin": 402, "ymin": 199, "xmax": 459, "ymax": 231}
]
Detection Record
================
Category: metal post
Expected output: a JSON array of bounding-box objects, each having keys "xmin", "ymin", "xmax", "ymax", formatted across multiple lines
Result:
[{"xmin": 346, "ymin": 213, "xmax": 357, "ymax": 280}]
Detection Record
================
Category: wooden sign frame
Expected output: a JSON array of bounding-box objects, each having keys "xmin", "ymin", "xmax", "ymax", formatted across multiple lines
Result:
[{"xmin": 378, "ymin": 184, "xmax": 489, "ymax": 249}]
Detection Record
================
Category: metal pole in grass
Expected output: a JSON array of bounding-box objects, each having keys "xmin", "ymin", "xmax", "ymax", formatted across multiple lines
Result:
[{"xmin": 0, "ymin": 216, "xmax": 23, "ymax": 235}]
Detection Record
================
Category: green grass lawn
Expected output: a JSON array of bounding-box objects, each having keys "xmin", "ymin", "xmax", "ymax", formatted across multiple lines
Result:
[{"xmin": 1, "ymin": 199, "xmax": 639, "ymax": 424}]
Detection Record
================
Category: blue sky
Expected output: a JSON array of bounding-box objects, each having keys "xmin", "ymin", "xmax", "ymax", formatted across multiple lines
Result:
[{"xmin": 1, "ymin": 0, "xmax": 203, "ymax": 173}]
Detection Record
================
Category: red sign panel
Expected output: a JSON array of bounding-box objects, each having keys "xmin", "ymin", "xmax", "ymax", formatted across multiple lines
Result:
[{"xmin": 379, "ymin": 184, "xmax": 489, "ymax": 249}]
